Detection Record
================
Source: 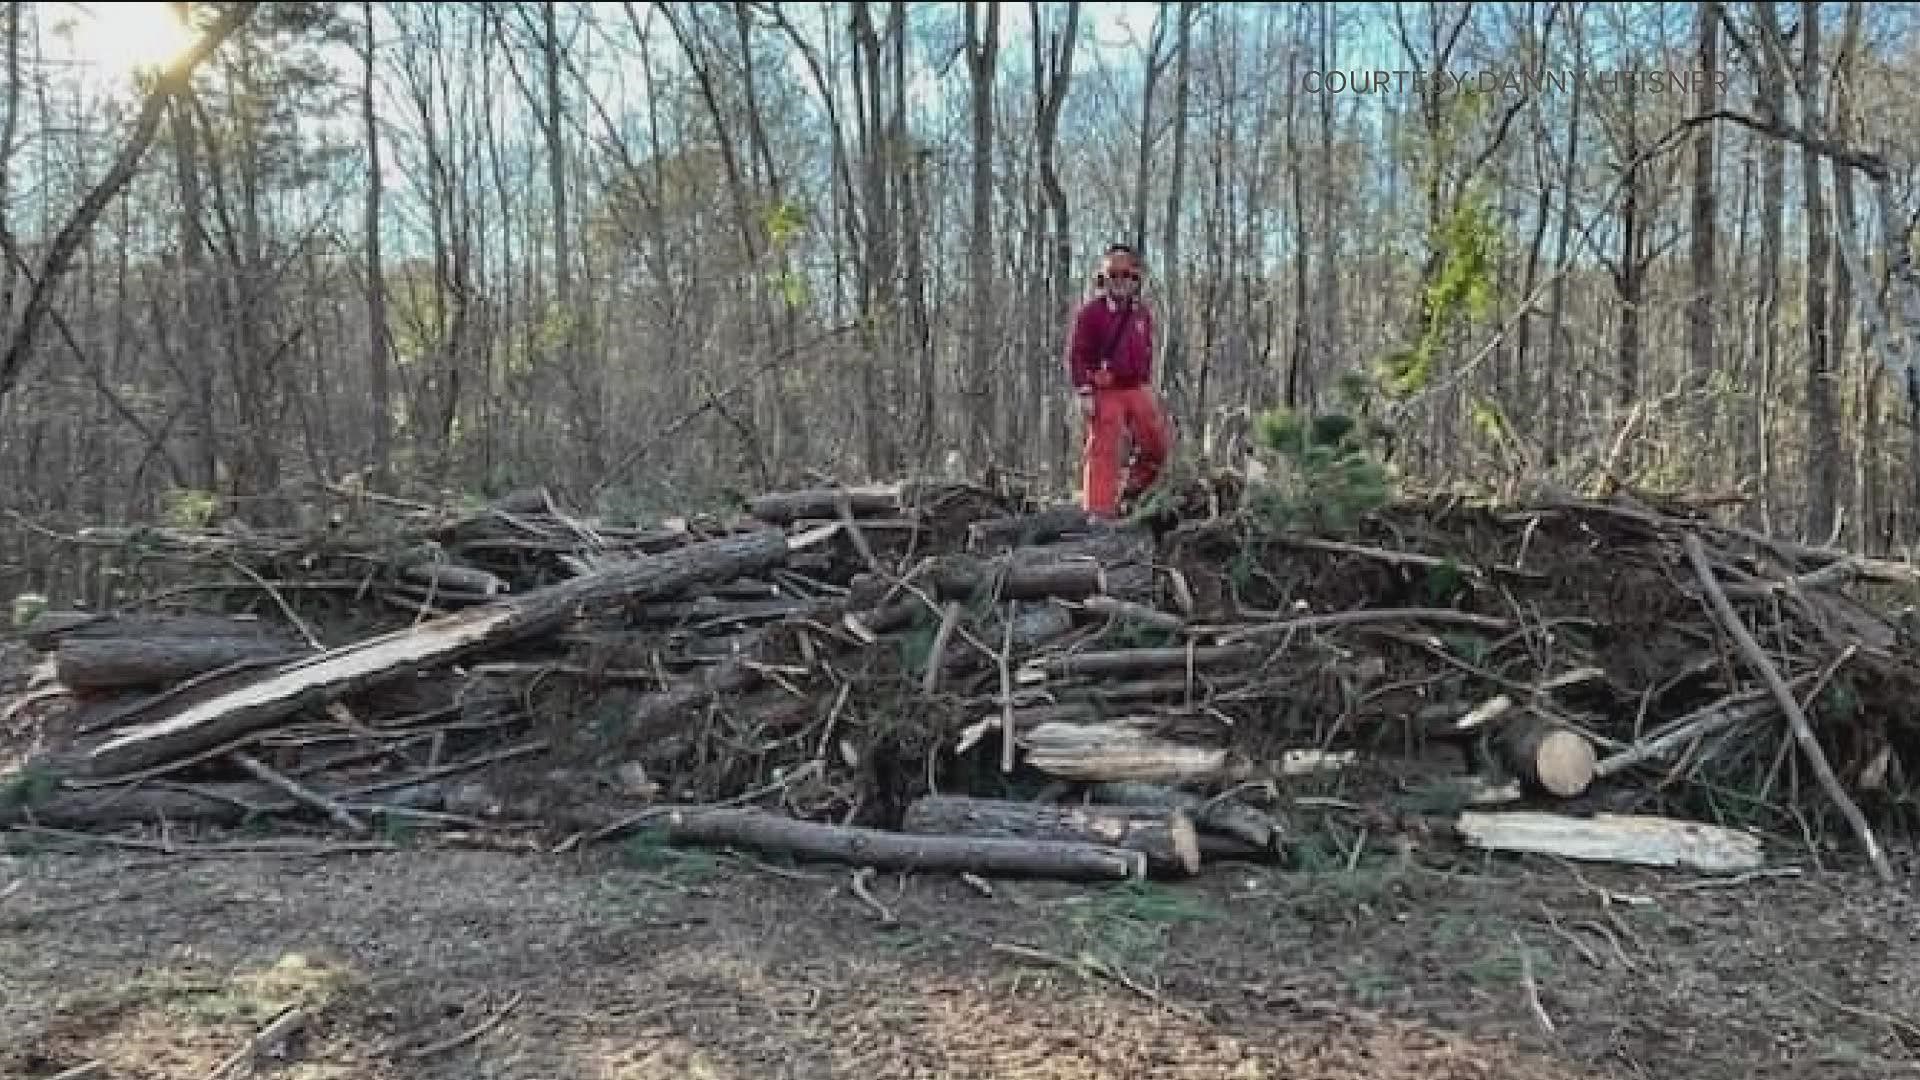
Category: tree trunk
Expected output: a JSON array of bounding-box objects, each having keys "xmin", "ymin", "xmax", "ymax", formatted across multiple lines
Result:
[
  {"xmin": 1542, "ymin": 9, "xmax": 1585, "ymax": 467},
  {"xmin": 1751, "ymin": 0, "xmax": 1788, "ymax": 532},
  {"xmin": 55, "ymin": 637, "xmax": 305, "ymax": 692},
  {"xmin": 1157, "ymin": 1, "xmax": 1194, "ymax": 418},
  {"xmin": 963, "ymin": 2, "xmax": 1000, "ymax": 473},
  {"xmin": 1801, "ymin": 0, "xmax": 1839, "ymax": 543},
  {"xmin": 593, "ymin": 805, "xmax": 1149, "ymax": 881},
  {"xmin": 1687, "ymin": 3, "xmax": 1720, "ymax": 461},
  {"xmin": 362, "ymin": 0, "xmax": 392, "ymax": 489}
]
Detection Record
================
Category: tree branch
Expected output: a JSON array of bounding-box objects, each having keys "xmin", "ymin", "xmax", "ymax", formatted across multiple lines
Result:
[
  {"xmin": 0, "ymin": 1, "xmax": 258, "ymax": 409},
  {"xmin": 1683, "ymin": 107, "xmax": 1888, "ymax": 182}
]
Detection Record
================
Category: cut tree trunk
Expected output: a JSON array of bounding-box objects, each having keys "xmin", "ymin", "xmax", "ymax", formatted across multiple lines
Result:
[
  {"xmin": 74, "ymin": 529, "xmax": 789, "ymax": 778},
  {"xmin": 966, "ymin": 505, "xmax": 1097, "ymax": 550},
  {"xmin": 1494, "ymin": 715, "xmax": 1598, "ymax": 797},
  {"xmin": 1453, "ymin": 810, "xmax": 1764, "ymax": 873},
  {"xmin": 1084, "ymin": 781, "xmax": 1282, "ymax": 851},
  {"xmin": 24, "ymin": 611, "xmax": 285, "ymax": 652},
  {"xmin": 748, "ymin": 484, "xmax": 902, "ymax": 524},
  {"xmin": 55, "ymin": 636, "xmax": 306, "ymax": 691},
  {"xmin": 595, "ymin": 805, "xmax": 1148, "ymax": 880},
  {"xmin": 400, "ymin": 562, "xmax": 509, "ymax": 597},
  {"xmin": 903, "ymin": 794, "xmax": 1201, "ymax": 877},
  {"xmin": 0, "ymin": 780, "xmax": 447, "ymax": 828}
]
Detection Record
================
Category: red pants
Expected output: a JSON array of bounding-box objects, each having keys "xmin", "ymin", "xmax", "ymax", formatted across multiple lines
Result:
[{"xmin": 1080, "ymin": 383, "xmax": 1172, "ymax": 517}]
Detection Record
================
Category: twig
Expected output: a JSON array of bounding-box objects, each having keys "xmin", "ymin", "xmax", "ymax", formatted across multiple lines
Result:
[
  {"xmin": 1681, "ymin": 532, "xmax": 1893, "ymax": 883},
  {"xmin": 331, "ymin": 741, "xmax": 549, "ymax": 800},
  {"xmin": 835, "ymin": 495, "xmax": 1001, "ymax": 663},
  {"xmin": 573, "ymin": 759, "xmax": 824, "ymax": 846},
  {"xmin": 1666, "ymin": 866, "xmax": 1805, "ymax": 891},
  {"xmin": 222, "ymin": 553, "xmax": 324, "ymax": 650},
  {"xmin": 1568, "ymin": 919, "xmax": 1638, "ymax": 972},
  {"xmin": 207, "ymin": 1004, "xmax": 310, "ymax": 1079},
  {"xmin": 921, "ymin": 601, "xmax": 962, "ymax": 695},
  {"xmin": 1515, "ymin": 932, "xmax": 1556, "ymax": 1036},
  {"xmin": 403, "ymin": 992, "xmax": 523, "ymax": 1059},
  {"xmin": 47, "ymin": 1063, "xmax": 104, "ymax": 1080},
  {"xmin": 231, "ymin": 752, "xmax": 368, "ymax": 835},
  {"xmin": 1792, "ymin": 977, "xmax": 1920, "ymax": 1047},
  {"xmin": 1537, "ymin": 903, "xmax": 1603, "ymax": 969},
  {"xmin": 990, "ymin": 942, "xmax": 1204, "ymax": 1023},
  {"xmin": 1213, "ymin": 606, "xmax": 1512, "ymax": 644},
  {"xmin": 849, "ymin": 867, "xmax": 896, "ymax": 925}
]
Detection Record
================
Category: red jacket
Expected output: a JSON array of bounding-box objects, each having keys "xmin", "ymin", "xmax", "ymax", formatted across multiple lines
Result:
[{"xmin": 1067, "ymin": 297, "xmax": 1154, "ymax": 392}]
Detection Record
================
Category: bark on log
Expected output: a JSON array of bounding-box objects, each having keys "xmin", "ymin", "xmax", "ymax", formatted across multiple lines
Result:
[
  {"xmin": 966, "ymin": 506, "xmax": 1098, "ymax": 550},
  {"xmin": 903, "ymin": 794, "xmax": 1201, "ymax": 877},
  {"xmin": 401, "ymin": 562, "xmax": 509, "ymax": 597},
  {"xmin": 1016, "ymin": 529, "xmax": 1158, "ymax": 601},
  {"xmin": 1453, "ymin": 810, "xmax": 1764, "ymax": 873},
  {"xmin": 633, "ymin": 597, "xmax": 828, "ymax": 624},
  {"xmin": 748, "ymin": 485, "xmax": 902, "ymax": 524},
  {"xmin": 1078, "ymin": 597, "xmax": 1187, "ymax": 634},
  {"xmin": 25, "ymin": 611, "xmax": 284, "ymax": 652},
  {"xmin": 1084, "ymin": 781, "xmax": 1281, "ymax": 851},
  {"xmin": 598, "ymin": 805, "xmax": 1148, "ymax": 880},
  {"xmin": 79, "ymin": 529, "xmax": 789, "ymax": 778},
  {"xmin": 55, "ymin": 636, "xmax": 307, "ymax": 691},
  {"xmin": 0, "ymin": 781, "xmax": 447, "ymax": 828},
  {"xmin": 1494, "ymin": 714, "xmax": 1598, "ymax": 797}
]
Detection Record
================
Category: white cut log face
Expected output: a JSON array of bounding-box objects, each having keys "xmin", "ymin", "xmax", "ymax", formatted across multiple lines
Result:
[
  {"xmin": 1455, "ymin": 811, "xmax": 1764, "ymax": 874},
  {"xmin": 1532, "ymin": 730, "xmax": 1598, "ymax": 797}
]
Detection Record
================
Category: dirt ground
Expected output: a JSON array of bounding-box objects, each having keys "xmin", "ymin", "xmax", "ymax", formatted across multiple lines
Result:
[{"xmin": 5, "ymin": 835, "xmax": 1920, "ymax": 1080}]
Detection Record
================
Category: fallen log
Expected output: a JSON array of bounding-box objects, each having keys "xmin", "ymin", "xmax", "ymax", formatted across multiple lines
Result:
[
  {"xmin": 1494, "ymin": 714, "xmax": 1597, "ymax": 798},
  {"xmin": 75, "ymin": 529, "xmax": 790, "ymax": 778},
  {"xmin": 1077, "ymin": 597, "xmax": 1187, "ymax": 634},
  {"xmin": 55, "ymin": 636, "xmax": 305, "ymax": 691},
  {"xmin": 0, "ymin": 781, "xmax": 447, "ymax": 828},
  {"xmin": 902, "ymin": 794, "xmax": 1201, "ymax": 877},
  {"xmin": 749, "ymin": 485, "xmax": 902, "ymax": 525},
  {"xmin": 596, "ymin": 805, "xmax": 1148, "ymax": 880},
  {"xmin": 1084, "ymin": 781, "xmax": 1282, "ymax": 851},
  {"xmin": 24, "ymin": 610, "xmax": 283, "ymax": 653},
  {"xmin": 1452, "ymin": 810, "xmax": 1765, "ymax": 873},
  {"xmin": 966, "ymin": 505, "xmax": 1097, "ymax": 550},
  {"xmin": 401, "ymin": 561, "xmax": 509, "ymax": 597}
]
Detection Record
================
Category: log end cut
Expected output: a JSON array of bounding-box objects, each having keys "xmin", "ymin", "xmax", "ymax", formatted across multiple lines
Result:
[{"xmin": 1496, "ymin": 715, "xmax": 1597, "ymax": 799}]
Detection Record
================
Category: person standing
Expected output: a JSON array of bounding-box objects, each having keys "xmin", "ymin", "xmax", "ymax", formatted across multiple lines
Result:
[{"xmin": 1066, "ymin": 243, "xmax": 1173, "ymax": 518}]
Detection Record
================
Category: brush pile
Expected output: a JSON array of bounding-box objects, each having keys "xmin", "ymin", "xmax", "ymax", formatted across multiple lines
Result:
[{"xmin": 4, "ymin": 476, "xmax": 1919, "ymax": 881}]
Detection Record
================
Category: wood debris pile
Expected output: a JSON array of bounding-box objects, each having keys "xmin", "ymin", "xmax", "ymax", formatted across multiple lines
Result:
[{"xmin": 3, "ymin": 478, "xmax": 1918, "ymax": 881}]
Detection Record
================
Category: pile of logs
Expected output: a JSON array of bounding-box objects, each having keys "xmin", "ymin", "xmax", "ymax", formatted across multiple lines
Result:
[{"xmin": 3, "ymin": 477, "xmax": 1916, "ymax": 881}]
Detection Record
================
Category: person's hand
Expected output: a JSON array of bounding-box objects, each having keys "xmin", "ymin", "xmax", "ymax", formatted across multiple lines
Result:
[{"xmin": 1092, "ymin": 368, "xmax": 1114, "ymax": 389}]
